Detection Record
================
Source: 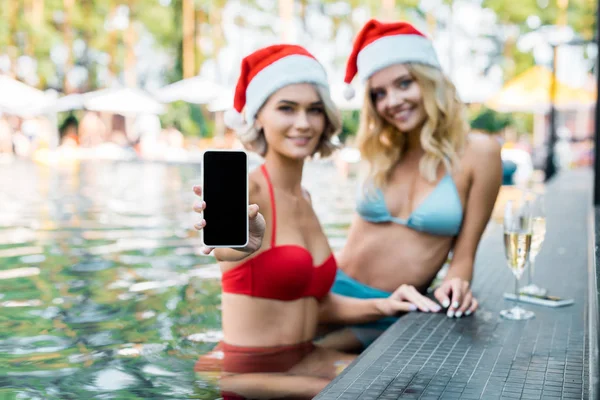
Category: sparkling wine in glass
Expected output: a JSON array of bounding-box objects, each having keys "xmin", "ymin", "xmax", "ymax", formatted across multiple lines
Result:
[
  {"xmin": 520, "ymin": 192, "xmax": 547, "ymax": 296},
  {"xmin": 500, "ymin": 200, "xmax": 535, "ymax": 320},
  {"xmin": 503, "ymin": 230, "xmax": 532, "ymax": 280}
]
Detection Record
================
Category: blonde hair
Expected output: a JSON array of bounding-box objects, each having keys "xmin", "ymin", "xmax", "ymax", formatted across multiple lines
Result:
[
  {"xmin": 237, "ymin": 84, "xmax": 342, "ymax": 159},
  {"xmin": 357, "ymin": 63, "xmax": 468, "ymax": 188}
]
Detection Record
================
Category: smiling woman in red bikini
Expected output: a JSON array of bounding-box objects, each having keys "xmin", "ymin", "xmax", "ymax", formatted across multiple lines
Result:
[{"xmin": 192, "ymin": 44, "xmax": 419, "ymax": 400}]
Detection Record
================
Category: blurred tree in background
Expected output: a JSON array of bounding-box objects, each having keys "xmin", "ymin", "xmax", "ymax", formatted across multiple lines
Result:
[
  {"xmin": 0, "ymin": 0, "xmax": 595, "ymax": 138},
  {"xmin": 482, "ymin": 0, "xmax": 596, "ymax": 84},
  {"xmin": 339, "ymin": 110, "xmax": 360, "ymax": 144},
  {"xmin": 483, "ymin": 0, "xmax": 596, "ymax": 40},
  {"xmin": 470, "ymin": 106, "xmax": 514, "ymax": 133}
]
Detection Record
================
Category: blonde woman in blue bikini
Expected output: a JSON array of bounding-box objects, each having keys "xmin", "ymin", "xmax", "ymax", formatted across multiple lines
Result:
[{"xmin": 320, "ymin": 19, "xmax": 503, "ymax": 351}]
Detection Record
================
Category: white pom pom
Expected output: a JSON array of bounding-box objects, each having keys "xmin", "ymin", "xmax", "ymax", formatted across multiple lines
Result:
[
  {"xmin": 343, "ymin": 84, "xmax": 355, "ymax": 100},
  {"xmin": 223, "ymin": 109, "xmax": 245, "ymax": 129}
]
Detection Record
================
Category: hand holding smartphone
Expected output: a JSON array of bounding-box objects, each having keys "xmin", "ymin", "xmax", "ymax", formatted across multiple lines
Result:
[
  {"xmin": 201, "ymin": 150, "xmax": 249, "ymax": 248},
  {"xmin": 194, "ymin": 150, "xmax": 266, "ymax": 260}
]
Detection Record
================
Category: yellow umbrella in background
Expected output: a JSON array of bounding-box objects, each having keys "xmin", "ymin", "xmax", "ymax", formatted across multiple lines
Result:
[{"xmin": 486, "ymin": 65, "xmax": 596, "ymax": 113}]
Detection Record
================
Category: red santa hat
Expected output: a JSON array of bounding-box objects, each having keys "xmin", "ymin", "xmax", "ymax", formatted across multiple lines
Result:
[
  {"xmin": 224, "ymin": 44, "xmax": 330, "ymax": 129},
  {"xmin": 343, "ymin": 19, "xmax": 441, "ymax": 100}
]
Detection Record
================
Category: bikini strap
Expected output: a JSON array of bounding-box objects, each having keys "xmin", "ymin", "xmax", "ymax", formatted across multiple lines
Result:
[{"xmin": 260, "ymin": 164, "xmax": 277, "ymax": 248}]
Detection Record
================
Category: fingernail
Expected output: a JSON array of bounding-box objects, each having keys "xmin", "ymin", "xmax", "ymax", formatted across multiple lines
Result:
[
  {"xmin": 452, "ymin": 301, "xmax": 460, "ymax": 308},
  {"xmin": 433, "ymin": 306, "xmax": 441, "ymax": 312},
  {"xmin": 465, "ymin": 310, "xmax": 472, "ymax": 316},
  {"xmin": 409, "ymin": 304, "xmax": 417, "ymax": 311},
  {"xmin": 447, "ymin": 310, "xmax": 454, "ymax": 318},
  {"xmin": 455, "ymin": 311, "xmax": 463, "ymax": 318},
  {"xmin": 442, "ymin": 299, "xmax": 450, "ymax": 308}
]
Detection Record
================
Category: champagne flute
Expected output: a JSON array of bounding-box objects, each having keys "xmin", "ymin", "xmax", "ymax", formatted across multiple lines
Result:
[
  {"xmin": 500, "ymin": 200, "xmax": 535, "ymax": 320},
  {"xmin": 520, "ymin": 191, "xmax": 547, "ymax": 296}
]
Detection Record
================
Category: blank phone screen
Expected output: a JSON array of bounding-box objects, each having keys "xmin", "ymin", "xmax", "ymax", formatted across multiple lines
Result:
[{"xmin": 202, "ymin": 151, "xmax": 248, "ymax": 247}]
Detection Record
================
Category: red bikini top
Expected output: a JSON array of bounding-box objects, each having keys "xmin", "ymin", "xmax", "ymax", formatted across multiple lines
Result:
[{"xmin": 221, "ymin": 165, "xmax": 337, "ymax": 301}]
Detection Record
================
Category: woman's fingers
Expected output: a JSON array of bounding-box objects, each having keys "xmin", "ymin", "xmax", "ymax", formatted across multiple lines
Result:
[
  {"xmin": 193, "ymin": 219, "xmax": 206, "ymax": 230},
  {"xmin": 390, "ymin": 300, "xmax": 418, "ymax": 313},
  {"xmin": 392, "ymin": 285, "xmax": 441, "ymax": 313},
  {"xmin": 466, "ymin": 298, "xmax": 478, "ymax": 316},
  {"xmin": 455, "ymin": 291, "xmax": 473, "ymax": 318},
  {"xmin": 447, "ymin": 280, "xmax": 464, "ymax": 317},
  {"xmin": 248, "ymin": 204, "xmax": 260, "ymax": 219},
  {"xmin": 405, "ymin": 286, "xmax": 436, "ymax": 312},
  {"xmin": 378, "ymin": 298, "xmax": 417, "ymax": 315},
  {"xmin": 433, "ymin": 284, "xmax": 452, "ymax": 309},
  {"xmin": 394, "ymin": 287, "xmax": 426, "ymax": 312},
  {"xmin": 407, "ymin": 286, "xmax": 441, "ymax": 312},
  {"xmin": 420, "ymin": 292, "xmax": 443, "ymax": 312},
  {"xmin": 191, "ymin": 189, "xmax": 262, "ymax": 257},
  {"xmin": 247, "ymin": 205, "xmax": 266, "ymax": 246},
  {"xmin": 200, "ymin": 246, "xmax": 214, "ymax": 255},
  {"xmin": 434, "ymin": 279, "xmax": 475, "ymax": 318},
  {"xmin": 192, "ymin": 187, "xmax": 205, "ymax": 230},
  {"xmin": 193, "ymin": 201, "xmax": 206, "ymax": 213}
]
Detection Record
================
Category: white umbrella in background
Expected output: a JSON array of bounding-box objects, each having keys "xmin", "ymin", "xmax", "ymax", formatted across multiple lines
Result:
[
  {"xmin": 83, "ymin": 87, "xmax": 165, "ymax": 115},
  {"xmin": 207, "ymin": 87, "xmax": 235, "ymax": 113},
  {"xmin": 457, "ymin": 81, "xmax": 498, "ymax": 105},
  {"xmin": 0, "ymin": 75, "xmax": 54, "ymax": 116},
  {"xmin": 155, "ymin": 76, "xmax": 225, "ymax": 105},
  {"xmin": 46, "ymin": 93, "xmax": 85, "ymax": 113}
]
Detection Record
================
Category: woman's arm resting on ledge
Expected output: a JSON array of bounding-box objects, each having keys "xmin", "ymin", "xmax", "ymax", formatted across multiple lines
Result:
[
  {"xmin": 318, "ymin": 292, "xmax": 417, "ymax": 324},
  {"xmin": 434, "ymin": 135, "xmax": 502, "ymax": 317}
]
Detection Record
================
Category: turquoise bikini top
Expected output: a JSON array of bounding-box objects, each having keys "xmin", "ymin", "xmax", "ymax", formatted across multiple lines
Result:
[{"xmin": 356, "ymin": 175, "xmax": 463, "ymax": 236}]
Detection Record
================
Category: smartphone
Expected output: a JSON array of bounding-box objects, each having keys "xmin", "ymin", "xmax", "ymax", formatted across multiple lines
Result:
[
  {"xmin": 201, "ymin": 150, "xmax": 248, "ymax": 248},
  {"xmin": 503, "ymin": 292, "xmax": 574, "ymax": 308}
]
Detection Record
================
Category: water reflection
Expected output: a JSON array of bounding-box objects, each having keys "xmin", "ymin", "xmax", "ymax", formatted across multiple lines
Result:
[
  {"xmin": 194, "ymin": 341, "xmax": 354, "ymax": 400},
  {"xmin": 0, "ymin": 158, "xmax": 357, "ymax": 399}
]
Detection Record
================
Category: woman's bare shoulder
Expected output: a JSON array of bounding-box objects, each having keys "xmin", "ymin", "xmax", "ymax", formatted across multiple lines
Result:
[
  {"xmin": 464, "ymin": 133, "xmax": 502, "ymax": 160},
  {"xmin": 248, "ymin": 168, "xmax": 268, "ymax": 207}
]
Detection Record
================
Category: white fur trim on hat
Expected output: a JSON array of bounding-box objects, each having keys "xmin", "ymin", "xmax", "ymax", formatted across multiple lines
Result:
[
  {"xmin": 357, "ymin": 34, "xmax": 441, "ymax": 81},
  {"xmin": 223, "ymin": 108, "xmax": 245, "ymax": 129},
  {"xmin": 244, "ymin": 54, "xmax": 329, "ymax": 125}
]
